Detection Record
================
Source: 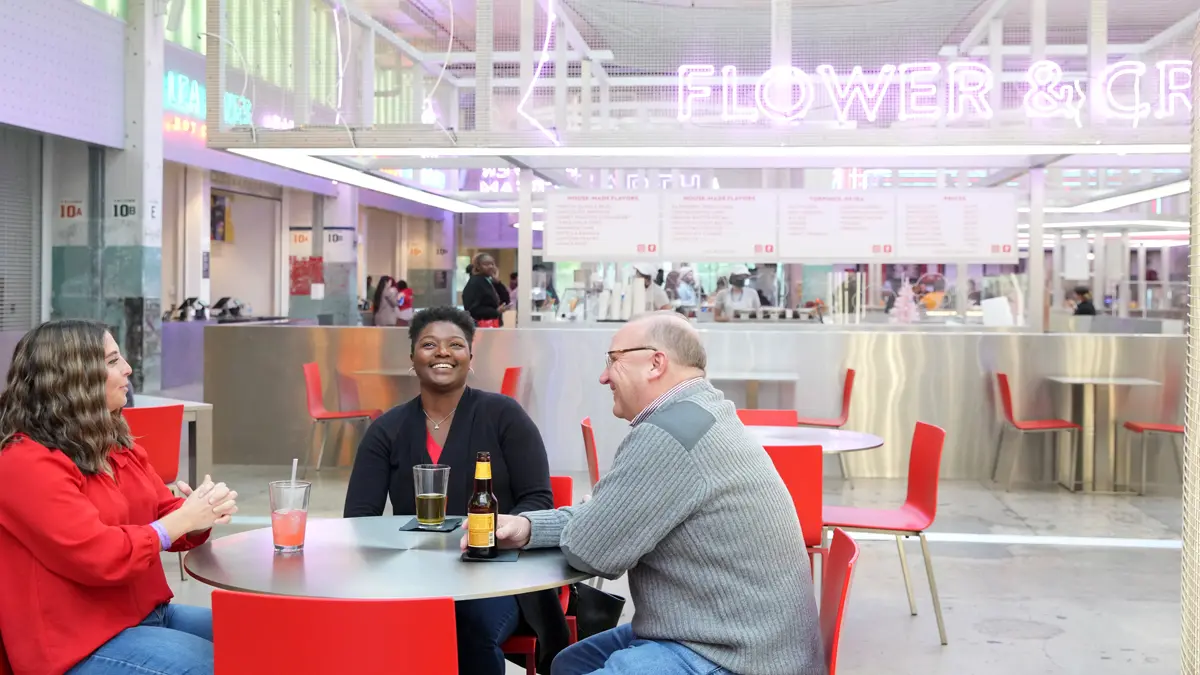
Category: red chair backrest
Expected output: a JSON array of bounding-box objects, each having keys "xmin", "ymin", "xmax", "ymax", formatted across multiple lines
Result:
[
  {"xmin": 821, "ymin": 528, "xmax": 859, "ymax": 675},
  {"xmin": 764, "ymin": 445, "xmax": 824, "ymax": 549},
  {"xmin": 501, "ymin": 367, "xmax": 522, "ymax": 399},
  {"xmin": 737, "ymin": 409, "xmax": 798, "ymax": 426},
  {"xmin": 903, "ymin": 422, "xmax": 947, "ymax": 529},
  {"xmin": 581, "ymin": 418, "xmax": 600, "ymax": 489},
  {"xmin": 995, "ymin": 373, "xmax": 1017, "ymax": 425},
  {"xmin": 550, "ymin": 476, "xmax": 573, "ymax": 509},
  {"xmin": 835, "ymin": 369, "xmax": 856, "ymax": 426},
  {"xmin": 0, "ymin": 630, "xmax": 11, "ymax": 675},
  {"xmin": 213, "ymin": 590, "xmax": 457, "ymax": 674},
  {"xmin": 122, "ymin": 405, "xmax": 184, "ymax": 484},
  {"xmin": 302, "ymin": 362, "xmax": 330, "ymax": 418}
]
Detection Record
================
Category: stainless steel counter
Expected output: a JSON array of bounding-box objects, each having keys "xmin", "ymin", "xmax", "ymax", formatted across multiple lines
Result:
[{"xmin": 205, "ymin": 325, "xmax": 1184, "ymax": 485}]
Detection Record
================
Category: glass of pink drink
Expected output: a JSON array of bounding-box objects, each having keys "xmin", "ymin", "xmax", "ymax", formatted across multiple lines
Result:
[{"xmin": 268, "ymin": 480, "xmax": 311, "ymax": 553}]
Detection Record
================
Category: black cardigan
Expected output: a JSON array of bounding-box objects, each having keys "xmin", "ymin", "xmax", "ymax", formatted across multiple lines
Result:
[
  {"xmin": 343, "ymin": 387, "xmax": 568, "ymax": 672},
  {"xmin": 463, "ymin": 274, "xmax": 503, "ymax": 324}
]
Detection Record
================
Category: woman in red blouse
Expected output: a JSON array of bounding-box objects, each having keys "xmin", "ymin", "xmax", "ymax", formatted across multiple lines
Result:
[{"xmin": 0, "ymin": 320, "xmax": 238, "ymax": 675}]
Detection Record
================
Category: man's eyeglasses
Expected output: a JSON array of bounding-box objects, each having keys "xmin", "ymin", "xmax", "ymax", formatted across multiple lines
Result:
[{"xmin": 605, "ymin": 346, "xmax": 658, "ymax": 368}]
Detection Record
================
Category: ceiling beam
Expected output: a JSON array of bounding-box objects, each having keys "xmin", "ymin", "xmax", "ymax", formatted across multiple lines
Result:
[
  {"xmin": 958, "ymin": 0, "xmax": 1013, "ymax": 55},
  {"xmin": 316, "ymin": 0, "xmax": 461, "ymax": 85},
  {"xmin": 939, "ymin": 43, "xmax": 1141, "ymax": 58},
  {"xmin": 428, "ymin": 50, "xmax": 614, "ymax": 64},
  {"xmin": 1119, "ymin": 8, "xmax": 1200, "ymax": 58}
]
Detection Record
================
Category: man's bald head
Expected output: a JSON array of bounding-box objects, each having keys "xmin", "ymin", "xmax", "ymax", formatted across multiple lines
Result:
[{"xmin": 628, "ymin": 311, "xmax": 706, "ymax": 372}]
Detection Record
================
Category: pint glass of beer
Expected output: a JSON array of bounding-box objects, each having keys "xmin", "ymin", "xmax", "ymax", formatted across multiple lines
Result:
[{"xmin": 413, "ymin": 464, "xmax": 451, "ymax": 527}]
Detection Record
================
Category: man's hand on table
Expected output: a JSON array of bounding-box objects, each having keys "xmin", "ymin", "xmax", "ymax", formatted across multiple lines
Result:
[{"xmin": 459, "ymin": 514, "xmax": 532, "ymax": 551}]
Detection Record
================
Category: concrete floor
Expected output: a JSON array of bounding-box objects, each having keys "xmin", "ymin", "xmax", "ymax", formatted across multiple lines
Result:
[{"xmin": 168, "ymin": 467, "xmax": 1183, "ymax": 674}]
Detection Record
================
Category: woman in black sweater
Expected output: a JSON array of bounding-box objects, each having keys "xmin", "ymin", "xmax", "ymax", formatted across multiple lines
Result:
[
  {"xmin": 462, "ymin": 253, "xmax": 506, "ymax": 326},
  {"xmin": 344, "ymin": 306, "xmax": 565, "ymax": 674}
]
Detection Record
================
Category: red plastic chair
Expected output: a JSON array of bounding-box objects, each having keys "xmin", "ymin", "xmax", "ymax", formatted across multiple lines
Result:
[
  {"xmin": 796, "ymin": 369, "xmax": 856, "ymax": 479},
  {"xmin": 993, "ymin": 373, "xmax": 1080, "ymax": 491},
  {"xmin": 501, "ymin": 367, "xmax": 522, "ymax": 400},
  {"xmin": 581, "ymin": 418, "xmax": 600, "ymax": 489},
  {"xmin": 821, "ymin": 528, "xmax": 860, "ymax": 675},
  {"xmin": 1122, "ymin": 420, "xmax": 1184, "ymax": 494},
  {"xmin": 0, "ymin": 629, "xmax": 11, "ymax": 675},
  {"xmin": 122, "ymin": 404, "xmax": 186, "ymax": 581},
  {"xmin": 213, "ymin": 590, "xmax": 457, "ymax": 674},
  {"xmin": 822, "ymin": 421, "xmax": 948, "ymax": 646},
  {"xmin": 764, "ymin": 445, "xmax": 824, "ymax": 573},
  {"xmin": 502, "ymin": 476, "xmax": 576, "ymax": 673},
  {"xmin": 302, "ymin": 363, "xmax": 382, "ymax": 477},
  {"xmin": 737, "ymin": 409, "xmax": 799, "ymax": 426}
]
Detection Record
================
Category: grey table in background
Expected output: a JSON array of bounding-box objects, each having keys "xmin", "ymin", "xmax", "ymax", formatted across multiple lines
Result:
[
  {"xmin": 1046, "ymin": 376, "xmax": 1162, "ymax": 493},
  {"xmin": 709, "ymin": 371, "xmax": 801, "ymax": 409},
  {"xmin": 745, "ymin": 427, "xmax": 884, "ymax": 454},
  {"xmin": 130, "ymin": 394, "xmax": 212, "ymax": 485},
  {"xmin": 185, "ymin": 516, "xmax": 592, "ymax": 600}
]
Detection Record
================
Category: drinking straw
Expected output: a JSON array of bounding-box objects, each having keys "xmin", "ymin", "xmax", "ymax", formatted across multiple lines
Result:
[{"xmin": 290, "ymin": 458, "xmax": 298, "ymax": 487}]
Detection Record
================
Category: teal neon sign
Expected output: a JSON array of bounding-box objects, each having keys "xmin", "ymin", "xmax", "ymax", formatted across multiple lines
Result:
[{"xmin": 164, "ymin": 71, "xmax": 252, "ymax": 127}]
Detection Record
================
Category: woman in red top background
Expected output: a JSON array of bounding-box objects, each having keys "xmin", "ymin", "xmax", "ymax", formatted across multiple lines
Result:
[{"xmin": 0, "ymin": 320, "xmax": 238, "ymax": 675}]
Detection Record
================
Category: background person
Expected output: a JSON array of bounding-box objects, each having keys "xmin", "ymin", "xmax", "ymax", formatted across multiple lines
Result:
[
  {"xmin": 344, "ymin": 307, "xmax": 566, "ymax": 674},
  {"xmin": 463, "ymin": 253, "xmax": 506, "ymax": 327},
  {"xmin": 0, "ymin": 320, "xmax": 238, "ymax": 675},
  {"xmin": 466, "ymin": 313, "xmax": 825, "ymax": 675},
  {"xmin": 395, "ymin": 279, "xmax": 415, "ymax": 326},
  {"xmin": 1073, "ymin": 286, "xmax": 1097, "ymax": 316},
  {"xmin": 713, "ymin": 264, "xmax": 761, "ymax": 321},
  {"xmin": 372, "ymin": 275, "xmax": 401, "ymax": 327},
  {"xmin": 633, "ymin": 263, "xmax": 672, "ymax": 312}
]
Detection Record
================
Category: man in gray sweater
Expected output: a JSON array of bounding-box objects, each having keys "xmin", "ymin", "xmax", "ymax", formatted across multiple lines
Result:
[{"xmin": 482, "ymin": 312, "xmax": 825, "ymax": 675}]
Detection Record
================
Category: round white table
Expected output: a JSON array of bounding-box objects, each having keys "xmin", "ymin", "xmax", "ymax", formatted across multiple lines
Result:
[
  {"xmin": 745, "ymin": 426, "xmax": 884, "ymax": 454},
  {"xmin": 184, "ymin": 516, "xmax": 591, "ymax": 600}
]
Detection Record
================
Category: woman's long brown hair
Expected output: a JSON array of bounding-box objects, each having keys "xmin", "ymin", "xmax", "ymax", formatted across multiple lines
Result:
[{"xmin": 0, "ymin": 319, "xmax": 132, "ymax": 474}]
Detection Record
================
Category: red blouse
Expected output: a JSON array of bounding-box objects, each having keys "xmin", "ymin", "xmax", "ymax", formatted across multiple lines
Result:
[
  {"xmin": 0, "ymin": 436, "xmax": 210, "ymax": 675},
  {"xmin": 427, "ymin": 431, "xmax": 443, "ymax": 464}
]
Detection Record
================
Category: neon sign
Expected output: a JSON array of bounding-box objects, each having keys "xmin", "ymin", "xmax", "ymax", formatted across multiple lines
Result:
[
  {"xmin": 676, "ymin": 59, "xmax": 1192, "ymax": 126},
  {"xmin": 164, "ymin": 71, "xmax": 252, "ymax": 127}
]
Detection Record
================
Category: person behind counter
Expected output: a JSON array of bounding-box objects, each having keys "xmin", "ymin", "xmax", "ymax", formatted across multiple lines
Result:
[
  {"xmin": 372, "ymin": 275, "xmax": 401, "ymax": 327},
  {"xmin": 395, "ymin": 280, "xmax": 414, "ymax": 326},
  {"xmin": 343, "ymin": 306, "xmax": 564, "ymax": 674},
  {"xmin": 713, "ymin": 264, "xmax": 761, "ymax": 321},
  {"xmin": 463, "ymin": 253, "xmax": 508, "ymax": 327},
  {"xmin": 1073, "ymin": 286, "xmax": 1097, "ymax": 316},
  {"xmin": 0, "ymin": 319, "xmax": 239, "ymax": 675},
  {"xmin": 633, "ymin": 263, "xmax": 672, "ymax": 312}
]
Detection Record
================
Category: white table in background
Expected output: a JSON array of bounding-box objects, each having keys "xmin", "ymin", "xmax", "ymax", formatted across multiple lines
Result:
[
  {"xmin": 1046, "ymin": 376, "xmax": 1161, "ymax": 493},
  {"xmin": 351, "ymin": 368, "xmax": 417, "ymax": 377},
  {"xmin": 708, "ymin": 371, "xmax": 801, "ymax": 409},
  {"xmin": 130, "ymin": 394, "xmax": 213, "ymax": 485}
]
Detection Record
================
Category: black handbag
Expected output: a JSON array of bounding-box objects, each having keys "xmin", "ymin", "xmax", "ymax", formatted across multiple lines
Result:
[{"xmin": 568, "ymin": 582, "xmax": 627, "ymax": 640}]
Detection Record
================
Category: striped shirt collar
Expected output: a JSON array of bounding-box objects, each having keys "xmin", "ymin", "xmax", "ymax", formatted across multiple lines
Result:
[{"xmin": 630, "ymin": 376, "xmax": 706, "ymax": 427}]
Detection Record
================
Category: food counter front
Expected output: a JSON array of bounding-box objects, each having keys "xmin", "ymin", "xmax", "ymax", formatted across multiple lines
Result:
[{"xmin": 205, "ymin": 324, "xmax": 1184, "ymax": 485}]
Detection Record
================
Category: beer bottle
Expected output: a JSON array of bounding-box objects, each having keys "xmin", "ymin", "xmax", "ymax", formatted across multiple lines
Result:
[{"xmin": 466, "ymin": 451, "xmax": 499, "ymax": 559}]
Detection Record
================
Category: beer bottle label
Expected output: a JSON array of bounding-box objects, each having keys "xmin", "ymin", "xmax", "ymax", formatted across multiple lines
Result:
[
  {"xmin": 467, "ymin": 513, "xmax": 495, "ymax": 548},
  {"xmin": 475, "ymin": 462, "xmax": 492, "ymax": 480}
]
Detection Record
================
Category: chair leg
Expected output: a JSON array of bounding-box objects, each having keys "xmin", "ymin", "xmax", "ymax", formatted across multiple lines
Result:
[
  {"xmin": 1139, "ymin": 432, "xmax": 1149, "ymax": 495},
  {"xmin": 525, "ymin": 655, "xmax": 536, "ymax": 675},
  {"xmin": 1005, "ymin": 432, "xmax": 1021, "ymax": 492},
  {"xmin": 895, "ymin": 534, "xmax": 918, "ymax": 616},
  {"xmin": 991, "ymin": 427, "xmax": 1005, "ymax": 483},
  {"xmin": 302, "ymin": 422, "xmax": 318, "ymax": 479},
  {"xmin": 1172, "ymin": 434, "xmax": 1185, "ymax": 486},
  {"xmin": 838, "ymin": 453, "xmax": 852, "ymax": 490},
  {"xmin": 918, "ymin": 532, "xmax": 948, "ymax": 646},
  {"xmin": 314, "ymin": 421, "xmax": 330, "ymax": 473},
  {"xmin": 1067, "ymin": 429, "xmax": 1079, "ymax": 493},
  {"xmin": 178, "ymin": 551, "xmax": 186, "ymax": 582}
]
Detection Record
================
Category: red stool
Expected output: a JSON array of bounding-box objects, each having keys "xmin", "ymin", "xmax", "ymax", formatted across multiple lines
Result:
[
  {"xmin": 1122, "ymin": 420, "xmax": 1184, "ymax": 494},
  {"xmin": 502, "ymin": 476, "xmax": 576, "ymax": 673},
  {"xmin": 824, "ymin": 422, "xmax": 948, "ymax": 645},
  {"xmin": 501, "ymin": 367, "xmax": 522, "ymax": 400},
  {"xmin": 821, "ymin": 529, "xmax": 860, "ymax": 675},
  {"xmin": 993, "ymin": 373, "xmax": 1080, "ymax": 491},
  {"xmin": 302, "ymin": 363, "xmax": 382, "ymax": 477},
  {"xmin": 122, "ymin": 404, "xmax": 186, "ymax": 581},
  {"xmin": 797, "ymin": 369, "xmax": 856, "ymax": 479}
]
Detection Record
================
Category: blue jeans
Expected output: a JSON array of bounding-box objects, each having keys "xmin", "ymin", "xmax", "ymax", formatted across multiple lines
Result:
[
  {"xmin": 552, "ymin": 624, "xmax": 730, "ymax": 675},
  {"xmin": 68, "ymin": 604, "xmax": 213, "ymax": 675},
  {"xmin": 455, "ymin": 596, "xmax": 520, "ymax": 675}
]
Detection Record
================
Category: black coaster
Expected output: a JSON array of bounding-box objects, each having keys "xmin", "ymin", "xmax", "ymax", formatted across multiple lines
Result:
[
  {"xmin": 461, "ymin": 549, "xmax": 520, "ymax": 562},
  {"xmin": 399, "ymin": 516, "xmax": 463, "ymax": 532}
]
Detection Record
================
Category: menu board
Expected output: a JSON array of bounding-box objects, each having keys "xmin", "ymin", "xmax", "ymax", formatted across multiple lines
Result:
[
  {"xmin": 894, "ymin": 191, "xmax": 1018, "ymax": 262},
  {"xmin": 777, "ymin": 192, "xmax": 896, "ymax": 261},
  {"xmin": 661, "ymin": 191, "xmax": 777, "ymax": 261},
  {"xmin": 543, "ymin": 192, "xmax": 661, "ymax": 261}
]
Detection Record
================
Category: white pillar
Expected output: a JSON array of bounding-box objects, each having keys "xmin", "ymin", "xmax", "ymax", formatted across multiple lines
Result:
[
  {"xmin": 554, "ymin": 17, "xmax": 568, "ymax": 131},
  {"xmin": 1088, "ymin": 0, "xmax": 1109, "ymax": 125},
  {"xmin": 1028, "ymin": 169, "xmax": 1046, "ymax": 331},
  {"xmin": 182, "ymin": 166, "xmax": 211, "ymax": 305},
  {"xmin": 1093, "ymin": 232, "xmax": 1107, "ymax": 311},
  {"xmin": 580, "ymin": 59, "xmax": 593, "ymax": 131},
  {"xmin": 517, "ymin": 171, "xmax": 534, "ymax": 325},
  {"xmin": 1052, "ymin": 231, "xmax": 1064, "ymax": 309},
  {"xmin": 107, "ymin": 0, "xmax": 165, "ymax": 390},
  {"xmin": 1118, "ymin": 230, "xmax": 1131, "ymax": 317},
  {"xmin": 293, "ymin": 0, "xmax": 311, "ymax": 125},
  {"xmin": 1136, "ymin": 243, "xmax": 1148, "ymax": 317},
  {"xmin": 475, "ymin": 0, "xmax": 493, "ymax": 130}
]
